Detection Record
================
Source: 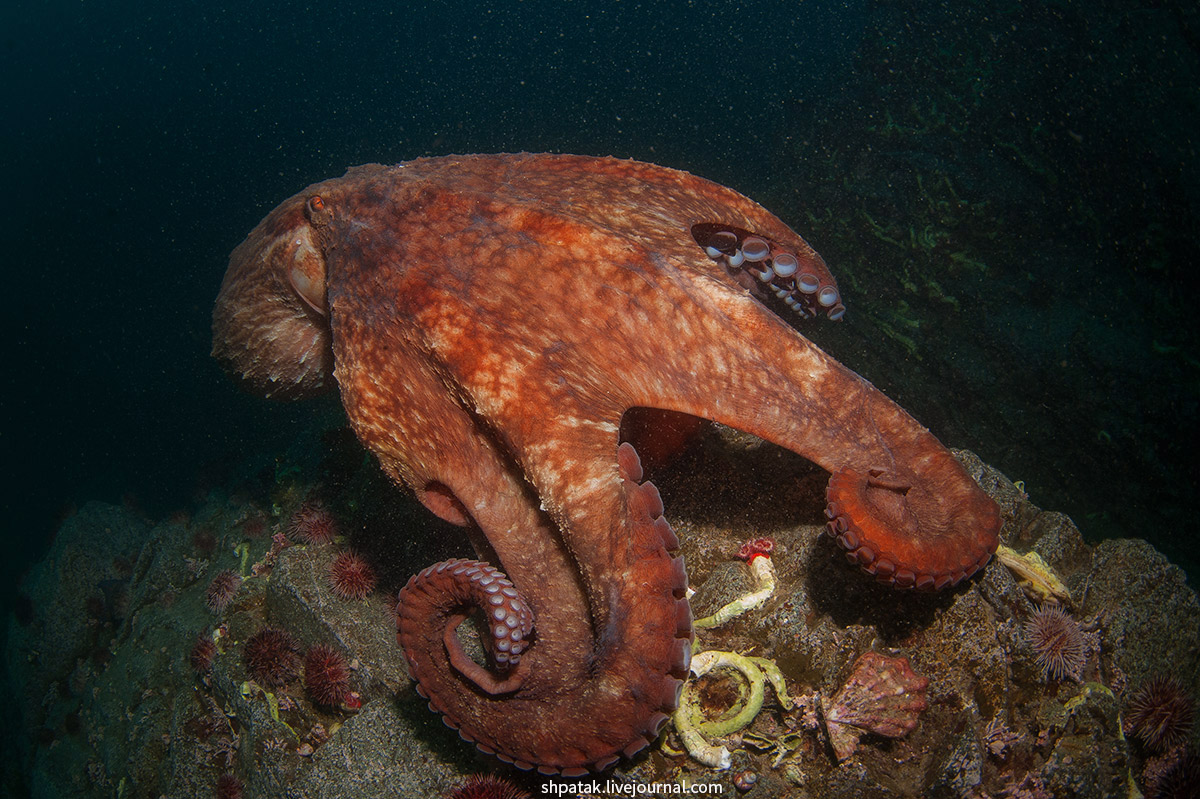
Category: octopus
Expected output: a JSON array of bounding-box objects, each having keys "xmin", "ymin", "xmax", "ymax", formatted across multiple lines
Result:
[{"xmin": 211, "ymin": 153, "xmax": 1000, "ymax": 775}]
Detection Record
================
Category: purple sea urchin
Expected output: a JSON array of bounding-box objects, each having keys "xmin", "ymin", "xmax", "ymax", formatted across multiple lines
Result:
[
  {"xmin": 1023, "ymin": 604, "xmax": 1085, "ymax": 681},
  {"xmin": 330, "ymin": 550, "xmax": 376, "ymax": 600},
  {"xmin": 215, "ymin": 773, "xmax": 243, "ymax": 799},
  {"xmin": 447, "ymin": 774, "xmax": 531, "ymax": 799},
  {"xmin": 1128, "ymin": 675, "xmax": 1195, "ymax": 752},
  {"xmin": 205, "ymin": 569, "xmax": 241, "ymax": 613},
  {"xmin": 1155, "ymin": 748, "xmax": 1200, "ymax": 798},
  {"xmin": 190, "ymin": 635, "xmax": 217, "ymax": 673},
  {"xmin": 304, "ymin": 644, "xmax": 351, "ymax": 707},
  {"xmin": 243, "ymin": 627, "xmax": 300, "ymax": 687},
  {"xmin": 289, "ymin": 502, "xmax": 338, "ymax": 544}
]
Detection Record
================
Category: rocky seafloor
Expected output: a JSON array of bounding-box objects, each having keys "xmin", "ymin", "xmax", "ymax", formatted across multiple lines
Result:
[{"xmin": 5, "ymin": 427, "xmax": 1199, "ymax": 798}]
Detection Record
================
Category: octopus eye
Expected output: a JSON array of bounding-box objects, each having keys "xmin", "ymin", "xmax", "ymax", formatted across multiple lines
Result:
[{"xmin": 304, "ymin": 194, "xmax": 333, "ymax": 228}]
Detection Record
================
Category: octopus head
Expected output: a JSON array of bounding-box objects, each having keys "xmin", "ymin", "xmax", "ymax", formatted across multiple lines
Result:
[{"xmin": 212, "ymin": 192, "xmax": 335, "ymax": 399}]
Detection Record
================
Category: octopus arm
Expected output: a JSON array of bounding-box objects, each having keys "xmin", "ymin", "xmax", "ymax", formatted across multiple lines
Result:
[{"xmin": 329, "ymin": 249, "xmax": 692, "ymax": 774}]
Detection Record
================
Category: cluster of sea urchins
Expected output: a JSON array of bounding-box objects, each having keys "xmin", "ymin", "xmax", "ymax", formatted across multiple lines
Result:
[{"xmin": 286, "ymin": 503, "xmax": 378, "ymax": 600}]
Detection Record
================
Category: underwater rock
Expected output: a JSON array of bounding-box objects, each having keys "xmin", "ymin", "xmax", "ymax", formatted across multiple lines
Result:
[
  {"xmin": 5, "ymin": 502, "xmax": 150, "ymax": 728},
  {"xmin": 2, "ymin": 491, "xmax": 466, "ymax": 798},
  {"xmin": 1042, "ymin": 683, "xmax": 1128, "ymax": 798},
  {"xmin": 4, "ymin": 440, "xmax": 1199, "ymax": 797},
  {"xmin": 266, "ymin": 544, "xmax": 410, "ymax": 696},
  {"xmin": 1081, "ymin": 537, "xmax": 1200, "ymax": 689}
]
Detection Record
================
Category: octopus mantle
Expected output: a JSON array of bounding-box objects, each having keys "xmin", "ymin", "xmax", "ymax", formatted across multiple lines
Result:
[{"xmin": 212, "ymin": 153, "xmax": 999, "ymax": 774}]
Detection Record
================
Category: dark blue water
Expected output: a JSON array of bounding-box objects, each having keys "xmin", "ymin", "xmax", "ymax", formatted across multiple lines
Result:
[
  {"xmin": 3, "ymin": 0, "xmax": 867, "ymax": 602},
  {"xmin": 4, "ymin": 0, "xmax": 1197, "ymax": 670}
]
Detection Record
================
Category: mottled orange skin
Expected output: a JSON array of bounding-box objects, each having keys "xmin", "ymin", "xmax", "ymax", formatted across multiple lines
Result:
[{"xmin": 212, "ymin": 153, "xmax": 999, "ymax": 773}]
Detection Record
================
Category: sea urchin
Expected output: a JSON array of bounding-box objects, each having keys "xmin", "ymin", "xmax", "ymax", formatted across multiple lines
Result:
[
  {"xmin": 289, "ymin": 502, "xmax": 338, "ymax": 544},
  {"xmin": 243, "ymin": 627, "xmax": 300, "ymax": 687},
  {"xmin": 304, "ymin": 643, "xmax": 352, "ymax": 707},
  {"xmin": 215, "ymin": 773, "xmax": 243, "ymax": 799},
  {"xmin": 1127, "ymin": 674, "xmax": 1195, "ymax": 752},
  {"xmin": 205, "ymin": 569, "xmax": 241, "ymax": 613},
  {"xmin": 190, "ymin": 635, "xmax": 217, "ymax": 673},
  {"xmin": 1023, "ymin": 604, "xmax": 1085, "ymax": 682},
  {"xmin": 330, "ymin": 550, "xmax": 376, "ymax": 600},
  {"xmin": 447, "ymin": 774, "xmax": 531, "ymax": 799}
]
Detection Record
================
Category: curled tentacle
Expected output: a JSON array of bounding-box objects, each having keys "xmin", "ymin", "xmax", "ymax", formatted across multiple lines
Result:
[
  {"xmin": 397, "ymin": 559, "xmax": 534, "ymax": 695},
  {"xmin": 393, "ymin": 442, "xmax": 693, "ymax": 775}
]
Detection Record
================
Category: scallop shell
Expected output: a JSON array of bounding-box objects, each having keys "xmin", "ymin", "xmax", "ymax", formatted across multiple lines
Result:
[{"xmin": 820, "ymin": 651, "xmax": 929, "ymax": 761}]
